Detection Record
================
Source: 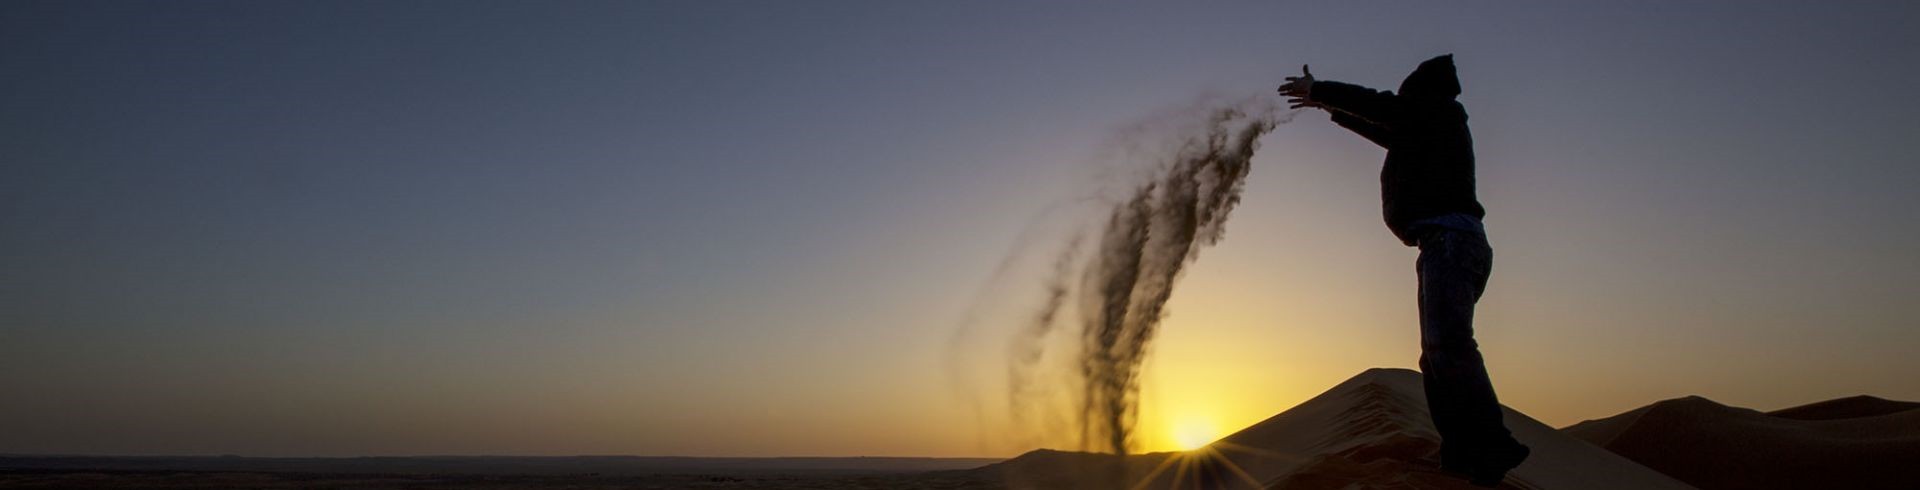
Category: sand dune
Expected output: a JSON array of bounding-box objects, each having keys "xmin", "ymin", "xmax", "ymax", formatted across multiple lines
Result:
[
  {"xmin": 981, "ymin": 368, "xmax": 1693, "ymax": 489},
  {"xmin": 1562, "ymin": 394, "xmax": 1920, "ymax": 490},
  {"xmin": 1764, "ymin": 394, "xmax": 1920, "ymax": 420},
  {"xmin": 0, "ymin": 455, "xmax": 1003, "ymax": 489},
  {"xmin": 26, "ymin": 373, "xmax": 1912, "ymax": 489}
]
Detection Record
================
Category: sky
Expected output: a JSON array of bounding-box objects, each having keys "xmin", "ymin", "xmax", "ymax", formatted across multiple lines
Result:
[{"xmin": 4, "ymin": 1, "xmax": 1919, "ymax": 458}]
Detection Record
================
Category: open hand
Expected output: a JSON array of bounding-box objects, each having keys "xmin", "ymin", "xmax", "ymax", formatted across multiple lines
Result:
[{"xmin": 1278, "ymin": 64, "xmax": 1319, "ymax": 109}]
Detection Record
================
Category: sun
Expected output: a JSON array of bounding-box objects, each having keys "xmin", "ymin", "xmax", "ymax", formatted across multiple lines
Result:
[{"xmin": 1171, "ymin": 416, "xmax": 1220, "ymax": 451}]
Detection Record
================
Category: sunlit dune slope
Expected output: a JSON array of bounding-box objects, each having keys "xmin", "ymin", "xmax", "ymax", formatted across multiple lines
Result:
[{"xmin": 979, "ymin": 368, "xmax": 1692, "ymax": 489}]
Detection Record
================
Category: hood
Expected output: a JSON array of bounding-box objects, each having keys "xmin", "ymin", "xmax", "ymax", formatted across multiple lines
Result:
[{"xmin": 1398, "ymin": 54, "xmax": 1460, "ymax": 99}]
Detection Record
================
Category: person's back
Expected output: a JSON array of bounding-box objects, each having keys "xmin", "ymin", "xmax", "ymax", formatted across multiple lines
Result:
[{"xmin": 1279, "ymin": 54, "xmax": 1528, "ymax": 487}]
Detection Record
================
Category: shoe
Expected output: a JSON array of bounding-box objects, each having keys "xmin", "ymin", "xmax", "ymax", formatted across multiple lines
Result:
[{"xmin": 1465, "ymin": 443, "xmax": 1529, "ymax": 487}]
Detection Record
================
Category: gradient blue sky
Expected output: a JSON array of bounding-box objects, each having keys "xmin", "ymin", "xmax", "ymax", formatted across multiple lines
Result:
[{"xmin": 4, "ymin": 1, "xmax": 1918, "ymax": 457}]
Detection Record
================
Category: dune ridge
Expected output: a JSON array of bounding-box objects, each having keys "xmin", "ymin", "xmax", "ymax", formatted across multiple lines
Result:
[
  {"xmin": 1562, "ymin": 393, "xmax": 1920, "ymax": 490},
  {"xmin": 1765, "ymin": 394, "xmax": 1920, "ymax": 420}
]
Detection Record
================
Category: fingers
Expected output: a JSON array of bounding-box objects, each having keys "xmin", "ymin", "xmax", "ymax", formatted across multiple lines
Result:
[{"xmin": 1279, "ymin": 65, "xmax": 1314, "ymax": 96}]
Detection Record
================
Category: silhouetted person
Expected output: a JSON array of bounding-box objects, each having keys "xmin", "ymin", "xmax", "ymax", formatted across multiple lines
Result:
[{"xmin": 1279, "ymin": 54, "xmax": 1529, "ymax": 486}]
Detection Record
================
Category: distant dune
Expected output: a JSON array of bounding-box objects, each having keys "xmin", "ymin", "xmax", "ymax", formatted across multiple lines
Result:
[
  {"xmin": 1764, "ymin": 394, "xmax": 1920, "ymax": 420},
  {"xmin": 977, "ymin": 368, "xmax": 1691, "ymax": 489},
  {"xmin": 0, "ymin": 455, "xmax": 1003, "ymax": 489},
  {"xmin": 1562, "ymin": 394, "xmax": 1920, "ymax": 490},
  {"xmin": 0, "ymin": 455, "xmax": 997, "ymax": 476}
]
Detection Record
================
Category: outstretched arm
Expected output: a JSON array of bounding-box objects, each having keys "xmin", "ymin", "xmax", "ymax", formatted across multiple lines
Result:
[
  {"xmin": 1331, "ymin": 112, "xmax": 1391, "ymax": 148},
  {"xmin": 1279, "ymin": 64, "xmax": 1403, "ymax": 133}
]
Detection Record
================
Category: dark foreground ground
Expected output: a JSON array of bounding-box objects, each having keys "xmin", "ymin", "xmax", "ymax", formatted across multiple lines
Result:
[{"xmin": 0, "ymin": 456, "xmax": 1006, "ymax": 489}]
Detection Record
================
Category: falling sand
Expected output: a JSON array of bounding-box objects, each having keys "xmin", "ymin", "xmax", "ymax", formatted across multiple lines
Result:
[{"xmin": 999, "ymin": 98, "xmax": 1288, "ymax": 455}]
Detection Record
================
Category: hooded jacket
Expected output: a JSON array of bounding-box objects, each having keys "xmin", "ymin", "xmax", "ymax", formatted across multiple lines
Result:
[{"xmin": 1311, "ymin": 54, "xmax": 1486, "ymax": 246}]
